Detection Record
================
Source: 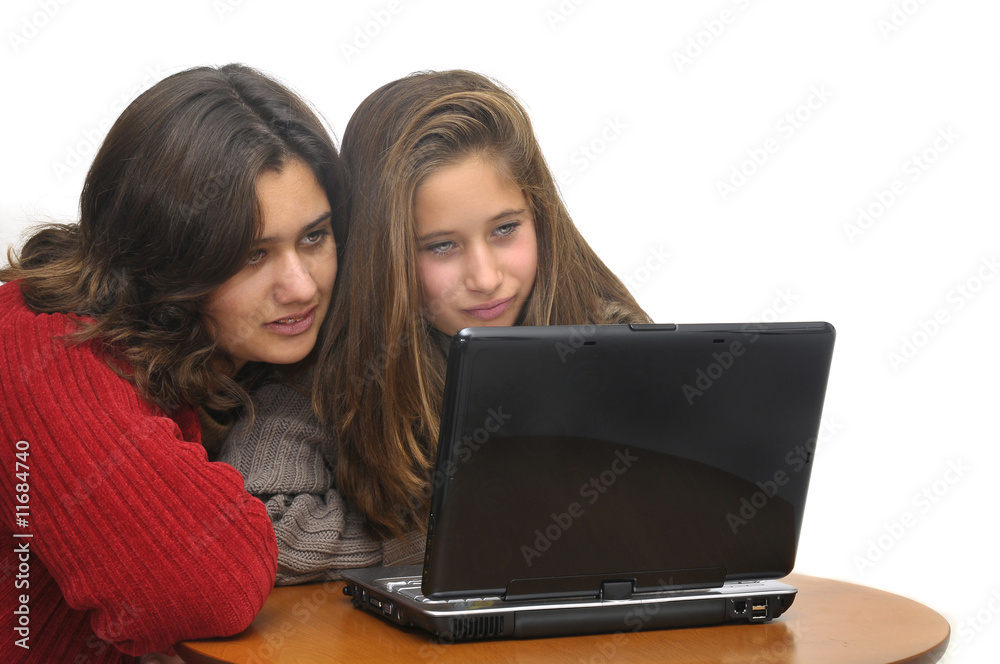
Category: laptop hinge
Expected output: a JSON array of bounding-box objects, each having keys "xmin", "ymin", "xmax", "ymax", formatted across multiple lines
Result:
[
  {"xmin": 600, "ymin": 580, "xmax": 634, "ymax": 601},
  {"xmin": 503, "ymin": 568, "xmax": 727, "ymax": 602}
]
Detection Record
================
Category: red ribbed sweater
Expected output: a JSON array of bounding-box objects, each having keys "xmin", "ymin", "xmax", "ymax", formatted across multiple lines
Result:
[{"xmin": 0, "ymin": 281, "xmax": 278, "ymax": 663}]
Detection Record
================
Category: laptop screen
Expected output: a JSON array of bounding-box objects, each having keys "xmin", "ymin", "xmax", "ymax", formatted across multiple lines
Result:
[{"xmin": 422, "ymin": 323, "xmax": 835, "ymax": 600}]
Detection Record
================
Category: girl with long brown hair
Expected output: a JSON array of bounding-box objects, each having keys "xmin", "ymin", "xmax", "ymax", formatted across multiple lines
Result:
[
  {"xmin": 1, "ymin": 64, "xmax": 346, "ymax": 663},
  {"xmin": 220, "ymin": 70, "xmax": 649, "ymax": 584}
]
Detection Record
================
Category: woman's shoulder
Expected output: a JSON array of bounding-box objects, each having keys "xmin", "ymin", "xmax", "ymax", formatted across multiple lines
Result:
[
  {"xmin": 1, "ymin": 280, "xmax": 100, "ymax": 369},
  {"xmin": 0, "ymin": 279, "xmax": 192, "ymax": 427},
  {"xmin": 1, "ymin": 280, "xmax": 36, "ymax": 326},
  {"xmin": 0, "ymin": 279, "xmax": 86, "ymax": 338}
]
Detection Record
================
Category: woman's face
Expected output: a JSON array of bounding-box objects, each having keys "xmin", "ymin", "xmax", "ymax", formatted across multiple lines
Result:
[
  {"xmin": 413, "ymin": 156, "xmax": 538, "ymax": 336},
  {"xmin": 203, "ymin": 159, "xmax": 336, "ymax": 371}
]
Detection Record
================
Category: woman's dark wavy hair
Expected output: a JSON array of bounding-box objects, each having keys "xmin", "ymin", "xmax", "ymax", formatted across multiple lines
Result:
[{"xmin": 0, "ymin": 63, "xmax": 347, "ymax": 412}]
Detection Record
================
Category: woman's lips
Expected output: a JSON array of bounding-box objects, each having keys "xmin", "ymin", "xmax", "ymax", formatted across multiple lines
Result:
[
  {"xmin": 263, "ymin": 307, "xmax": 316, "ymax": 336},
  {"xmin": 463, "ymin": 297, "xmax": 513, "ymax": 322}
]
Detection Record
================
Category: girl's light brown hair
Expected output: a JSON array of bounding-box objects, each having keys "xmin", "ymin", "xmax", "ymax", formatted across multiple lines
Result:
[
  {"xmin": 1, "ymin": 63, "xmax": 347, "ymax": 413},
  {"xmin": 316, "ymin": 70, "xmax": 648, "ymax": 537}
]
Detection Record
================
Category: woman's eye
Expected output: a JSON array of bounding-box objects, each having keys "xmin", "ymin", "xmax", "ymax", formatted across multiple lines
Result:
[
  {"xmin": 303, "ymin": 229, "xmax": 330, "ymax": 245},
  {"xmin": 247, "ymin": 249, "xmax": 265, "ymax": 265}
]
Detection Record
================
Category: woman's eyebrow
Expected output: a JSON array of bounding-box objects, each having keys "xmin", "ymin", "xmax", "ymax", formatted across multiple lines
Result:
[{"xmin": 257, "ymin": 211, "xmax": 332, "ymax": 244}]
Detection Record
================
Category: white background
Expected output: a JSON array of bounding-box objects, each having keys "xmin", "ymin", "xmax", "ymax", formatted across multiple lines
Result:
[{"xmin": 2, "ymin": 1, "xmax": 998, "ymax": 660}]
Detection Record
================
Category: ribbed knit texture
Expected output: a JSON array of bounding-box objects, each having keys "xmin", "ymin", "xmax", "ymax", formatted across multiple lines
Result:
[
  {"xmin": 196, "ymin": 407, "xmax": 234, "ymax": 460},
  {"xmin": 0, "ymin": 281, "xmax": 278, "ymax": 664},
  {"xmin": 219, "ymin": 377, "xmax": 424, "ymax": 585}
]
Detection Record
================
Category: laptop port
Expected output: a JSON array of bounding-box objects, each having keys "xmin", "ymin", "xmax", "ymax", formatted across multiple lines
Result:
[
  {"xmin": 382, "ymin": 600, "xmax": 394, "ymax": 616},
  {"xmin": 750, "ymin": 600, "xmax": 769, "ymax": 621},
  {"xmin": 732, "ymin": 600, "xmax": 747, "ymax": 615},
  {"xmin": 367, "ymin": 596, "xmax": 383, "ymax": 611}
]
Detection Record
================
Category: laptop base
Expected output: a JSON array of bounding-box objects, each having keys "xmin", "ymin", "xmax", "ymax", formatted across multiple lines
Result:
[{"xmin": 342, "ymin": 565, "xmax": 796, "ymax": 642}]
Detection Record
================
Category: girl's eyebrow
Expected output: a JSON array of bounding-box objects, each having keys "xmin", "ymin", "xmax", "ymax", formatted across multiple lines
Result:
[
  {"xmin": 257, "ymin": 212, "xmax": 332, "ymax": 244},
  {"xmin": 488, "ymin": 207, "xmax": 527, "ymax": 222},
  {"xmin": 416, "ymin": 230, "xmax": 451, "ymax": 243},
  {"xmin": 416, "ymin": 208, "xmax": 527, "ymax": 243}
]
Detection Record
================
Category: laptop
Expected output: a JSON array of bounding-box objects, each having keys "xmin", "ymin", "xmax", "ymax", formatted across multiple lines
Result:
[{"xmin": 342, "ymin": 321, "xmax": 835, "ymax": 641}]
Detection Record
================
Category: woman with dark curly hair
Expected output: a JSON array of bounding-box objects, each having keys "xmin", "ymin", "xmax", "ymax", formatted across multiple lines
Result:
[{"xmin": 1, "ymin": 63, "xmax": 346, "ymax": 663}]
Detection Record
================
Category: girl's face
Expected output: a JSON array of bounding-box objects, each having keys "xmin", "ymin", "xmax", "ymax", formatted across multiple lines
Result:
[
  {"xmin": 203, "ymin": 159, "xmax": 337, "ymax": 371},
  {"xmin": 414, "ymin": 156, "xmax": 538, "ymax": 336}
]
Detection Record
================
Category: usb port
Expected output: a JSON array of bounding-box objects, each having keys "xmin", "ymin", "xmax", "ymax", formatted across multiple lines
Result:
[
  {"xmin": 750, "ymin": 600, "xmax": 768, "ymax": 621},
  {"xmin": 382, "ymin": 600, "xmax": 394, "ymax": 616},
  {"xmin": 367, "ymin": 596, "xmax": 383, "ymax": 611}
]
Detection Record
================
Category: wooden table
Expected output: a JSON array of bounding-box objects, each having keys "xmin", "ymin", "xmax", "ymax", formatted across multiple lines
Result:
[{"xmin": 176, "ymin": 574, "xmax": 950, "ymax": 663}]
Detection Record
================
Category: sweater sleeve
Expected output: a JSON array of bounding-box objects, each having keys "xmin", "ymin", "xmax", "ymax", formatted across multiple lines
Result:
[
  {"xmin": 0, "ymin": 293, "xmax": 278, "ymax": 656},
  {"xmin": 218, "ymin": 379, "xmax": 424, "ymax": 585}
]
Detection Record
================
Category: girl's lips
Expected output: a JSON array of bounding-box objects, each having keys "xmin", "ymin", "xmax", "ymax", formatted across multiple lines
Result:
[
  {"xmin": 463, "ymin": 297, "xmax": 513, "ymax": 322},
  {"xmin": 263, "ymin": 307, "xmax": 316, "ymax": 336}
]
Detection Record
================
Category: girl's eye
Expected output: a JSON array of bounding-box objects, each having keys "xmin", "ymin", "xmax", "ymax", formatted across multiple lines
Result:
[
  {"xmin": 494, "ymin": 221, "xmax": 520, "ymax": 238},
  {"xmin": 427, "ymin": 241, "xmax": 456, "ymax": 255}
]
